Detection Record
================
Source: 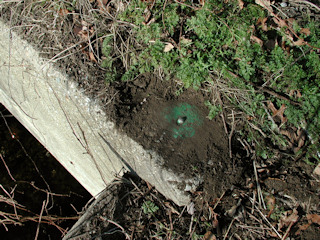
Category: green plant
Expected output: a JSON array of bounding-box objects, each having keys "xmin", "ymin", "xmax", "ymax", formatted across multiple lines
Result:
[
  {"xmin": 142, "ymin": 200, "xmax": 159, "ymax": 215},
  {"xmin": 117, "ymin": 0, "xmax": 320, "ymax": 160},
  {"xmin": 101, "ymin": 35, "xmax": 118, "ymax": 83},
  {"xmin": 205, "ymin": 101, "xmax": 222, "ymax": 120}
]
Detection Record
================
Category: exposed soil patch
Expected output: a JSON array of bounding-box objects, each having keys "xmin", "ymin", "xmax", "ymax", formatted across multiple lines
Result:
[{"xmin": 109, "ymin": 74, "xmax": 246, "ymax": 198}]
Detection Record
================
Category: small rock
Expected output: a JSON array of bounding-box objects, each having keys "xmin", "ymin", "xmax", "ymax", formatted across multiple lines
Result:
[
  {"xmin": 313, "ymin": 163, "xmax": 320, "ymax": 176},
  {"xmin": 207, "ymin": 159, "xmax": 214, "ymax": 166},
  {"xmin": 184, "ymin": 184, "xmax": 192, "ymax": 191},
  {"xmin": 280, "ymin": 2, "xmax": 287, "ymax": 7}
]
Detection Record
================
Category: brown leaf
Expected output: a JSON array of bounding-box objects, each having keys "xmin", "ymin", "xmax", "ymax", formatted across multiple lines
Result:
[
  {"xmin": 238, "ymin": 0, "xmax": 244, "ymax": 9},
  {"xmin": 268, "ymin": 101, "xmax": 287, "ymax": 123},
  {"xmin": 97, "ymin": 0, "xmax": 110, "ymax": 12},
  {"xmin": 296, "ymin": 129, "xmax": 305, "ymax": 148},
  {"xmin": 250, "ymin": 35, "xmax": 263, "ymax": 46},
  {"xmin": 295, "ymin": 222, "xmax": 311, "ymax": 235},
  {"xmin": 180, "ymin": 36, "xmax": 192, "ymax": 45},
  {"xmin": 78, "ymin": 30, "xmax": 90, "ymax": 41},
  {"xmin": 58, "ymin": 9, "xmax": 69, "ymax": 17},
  {"xmin": 73, "ymin": 25, "xmax": 82, "ymax": 36},
  {"xmin": 255, "ymin": 0, "xmax": 273, "ymax": 13},
  {"xmin": 278, "ymin": 209, "xmax": 299, "ymax": 230},
  {"xmin": 257, "ymin": 17, "xmax": 268, "ymax": 31},
  {"xmin": 88, "ymin": 51, "xmax": 97, "ymax": 63},
  {"xmin": 199, "ymin": 0, "xmax": 206, "ymax": 6},
  {"xmin": 280, "ymin": 129, "xmax": 295, "ymax": 145},
  {"xmin": 164, "ymin": 42, "xmax": 175, "ymax": 52},
  {"xmin": 203, "ymin": 231, "xmax": 216, "ymax": 240},
  {"xmin": 280, "ymin": 128, "xmax": 306, "ymax": 153},
  {"xmin": 164, "ymin": 202, "xmax": 180, "ymax": 215},
  {"xmin": 293, "ymin": 39, "xmax": 305, "ymax": 46},
  {"xmin": 289, "ymin": 89, "xmax": 302, "ymax": 98},
  {"xmin": 300, "ymin": 28, "xmax": 311, "ymax": 36},
  {"xmin": 266, "ymin": 195, "xmax": 275, "ymax": 217},
  {"xmin": 273, "ymin": 17, "xmax": 287, "ymax": 28},
  {"xmin": 307, "ymin": 214, "xmax": 320, "ymax": 225}
]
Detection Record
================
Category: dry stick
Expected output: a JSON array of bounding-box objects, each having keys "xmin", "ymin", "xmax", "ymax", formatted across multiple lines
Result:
[
  {"xmin": 248, "ymin": 122, "xmax": 267, "ymax": 138},
  {"xmin": 217, "ymin": 91, "xmax": 229, "ymax": 137},
  {"xmin": 291, "ymin": 0, "xmax": 320, "ymax": 11},
  {"xmin": 43, "ymin": 42, "xmax": 80, "ymax": 66},
  {"xmin": 229, "ymin": 110, "xmax": 235, "ymax": 160},
  {"xmin": 212, "ymin": 190, "xmax": 226, "ymax": 211},
  {"xmin": 253, "ymin": 159, "xmax": 266, "ymax": 210},
  {"xmin": 188, "ymin": 215, "xmax": 194, "ymax": 235},
  {"xmin": 0, "ymin": 184, "xmax": 20, "ymax": 221},
  {"xmin": 258, "ymin": 87, "xmax": 301, "ymax": 107},
  {"xmin": 0, "ymin": 153, "xmax": 16, "ymax": 181},
  {"xmin": 227, "ymin": 70, "xmax": 301, "ymax": 107},
  {"xmin": 281, "ymin": 221, "xmax": 295, "ymax": 240},
  {"xmin": 237, "ymin": 137, "xmax": 250, "ymax": 157},
  {"xmin": 249, "ymin": 198, "xmax": 283, "ymax": 239},
  {"xmin": 34, "ymin": 200, "xmax": 46, "ymax": 240},
  {"xmin": 251, "ymin": 191, "xmax": 256, "ymax": 214},
  {"xmin": 173, "ymin": 0, "xmax": 202, "ymax": 10},
  {"xmin": 223, "ymin": 218, "xmax": 235, "ymax": 240},
  {"xmin": 26, "ymin": 181, "xmax": 70, "ymax": 197},
  {"xmin": 264, "ymin": 3, "xmax": 320, "ymax": 50},
  {"xmin": 168, "ymin": 211, "xmax": 173, "ymax": 240},
  {"xmin": 100, "ymin": 217, "xmax": 131, "ymax": 240},
  {"xmin": 0, "ymin": 111, "xmax": 53, "ymax": 205}
]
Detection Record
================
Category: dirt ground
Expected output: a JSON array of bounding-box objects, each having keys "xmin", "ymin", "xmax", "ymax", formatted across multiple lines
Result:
[
  {"xmin": 1, "ymin": 1, "xmax": 319, "ymax": 239},
  {"xmin": 110, "ymin": 73, "xmax": 246, "ymax": 199}
]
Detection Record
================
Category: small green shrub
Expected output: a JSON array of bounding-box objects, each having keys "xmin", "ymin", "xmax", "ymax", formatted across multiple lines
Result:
[
  {"xmin": 117, "ymin": 0, "xmax": 320, "ymax": 160},
  {"xmin": 142, "ymin": 200, "xmax": 159, "ymax": 215}
]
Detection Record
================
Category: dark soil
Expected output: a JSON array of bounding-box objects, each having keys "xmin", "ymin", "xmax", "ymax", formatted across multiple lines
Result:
[{"xmin": 109, "ymin": 73, "xmax": 247, "ymax": 199}]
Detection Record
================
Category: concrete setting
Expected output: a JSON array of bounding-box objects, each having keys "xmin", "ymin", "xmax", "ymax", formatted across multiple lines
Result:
[{"xmin": 0, "ymin": 20, "xmax": 191, "ymax": 206}]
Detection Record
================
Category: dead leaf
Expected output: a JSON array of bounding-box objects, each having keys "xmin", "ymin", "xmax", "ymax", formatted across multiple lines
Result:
[
  {"xmin": 238, "ymin": 0, "xmax": 244, "ymax": 9},
  {"xmin": 266, "ymin": 195, "xmax": 275, "ymax": 217},
  {"xmin": 199, "ymin": 0, "xmax": 206, "ymax": 6},
  {"xmin": 164, "ymin": 42, "xmax": 175, "ymax": 52},
  {"xmin": 313, "ymin": 163, "xmax": 320, "ymax": 176},
  {"xmin": 300, "ymin": 28, "xmax": 311, "ymax": 36},
  {"xmin": 180, "ymin": 36, "xmax": 192, "ymax": 45},
  {"xmin": 268, "ymin": 101, "xmax": 287, "ymax": 123},
  {"xmin": 209, "ymin": 207, "xmax": 219, "ymax": 228},
  {"xmin": 164, "ymin": 202, "xmax": 180, "ymax": 215},
  {"xmin": 295, "ymin": 222, "xmax": 311, "ymax": 235},
  {"xmin": 97, "ymin": 0, "xmax": 110, "ymax": 12},
  {"xmin": 89, "ymin": 51, "xmax": 97, "ymax": 63},
  {"xmin": 203, "ymin": 231, "xmax": 216, "ymax": 240},
  {"xmin": 278, "ymin": 209, "xmax": 299, "ymax": 230},
  {"xmin": 58, "ymin": 9, "xmax": 69, "ymax": 17},
  {"xmin": 280, "ymin": 128, "xmax": 306, "ymax": 153},
  {"xmin": 255, "ymin": 0, "xmax": 273, "ymax": 13},
  {"xmin": 296, "ymin": 129, "xmax": 305, "ymax": 148},
  {"xmin": 293, "ymin": 39, "xmax": 305, "ymax": 46},
  {"xmin": 73, "ymin": 25, "xmax": 82, "ymax": 36},
  {"xmin": 257, "ymin": 17, "xmax": 268, "ymax": 31},
  {"xmin": 307, "ymin": 214, "xmax": 320, "ymax": 225},
  {"xmin": 273, "ymin": 17, "xmax": 287, "ymax": 28},
  {"xmin": 250, "ymin": 35, "xmax": 263, "ymax": 46},
  {"xmin": 289, "ymin": 89, "xmax": 302, "ymax": 98}
]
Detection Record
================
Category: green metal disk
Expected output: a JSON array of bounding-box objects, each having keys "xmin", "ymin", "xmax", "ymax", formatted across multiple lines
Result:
[{"xmin": 163, "ymin": 103, "xmax": 203, "ymax": 139}]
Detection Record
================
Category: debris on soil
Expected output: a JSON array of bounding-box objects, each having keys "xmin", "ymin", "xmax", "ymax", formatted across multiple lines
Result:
[{"xmin": 110, "ymin": 74, "xmax": 246, "ymax": 199}]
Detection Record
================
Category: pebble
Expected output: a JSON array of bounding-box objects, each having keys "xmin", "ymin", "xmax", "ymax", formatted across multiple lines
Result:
[{"xmin": 280, "ymin": 2, "xmax": 287, "ymax": 7}]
